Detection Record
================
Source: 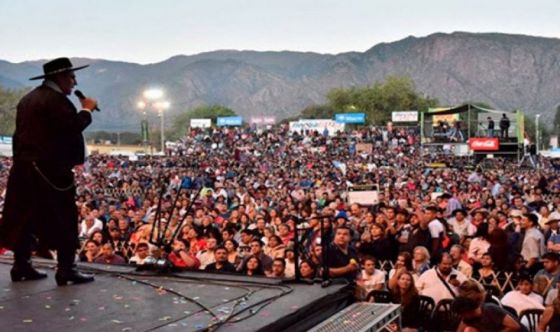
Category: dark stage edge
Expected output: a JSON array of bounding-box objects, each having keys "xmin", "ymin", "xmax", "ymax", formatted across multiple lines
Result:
[{"xmin": 0, "ymin": 257, "xmax": 352, "ymax": 332}]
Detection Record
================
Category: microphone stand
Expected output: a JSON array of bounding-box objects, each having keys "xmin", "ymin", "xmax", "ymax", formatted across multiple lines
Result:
[
  {"xmin": 292, "ymin": 214, "xmax": 302, "ymax": 283},
  {"xmin": 141, "ymin": 179, "xmax": 202, "ymax": 272},
  {"xmin": 319, "ymin": 215, "xmax": 331, "ymax": 288}
]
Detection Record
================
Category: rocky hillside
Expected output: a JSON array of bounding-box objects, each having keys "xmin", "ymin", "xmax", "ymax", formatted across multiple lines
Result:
[{"xmin": 1, "ymin": 32, "xmax": 559, "ymax": 130}]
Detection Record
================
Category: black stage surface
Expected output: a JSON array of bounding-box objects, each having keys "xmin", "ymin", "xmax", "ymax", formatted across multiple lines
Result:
[{"xmin": 0, "ymin": 257, "xmax": 352, "ymax": 332}]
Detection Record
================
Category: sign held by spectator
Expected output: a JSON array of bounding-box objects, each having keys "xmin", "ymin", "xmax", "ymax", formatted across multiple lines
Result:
[
  {"xmin": 347, "ymin": 191, "xmax": 379, "ymax": 206},
  {"xmin": 356, "ymin": 143, "xmax": 373, "ymax": 154}
]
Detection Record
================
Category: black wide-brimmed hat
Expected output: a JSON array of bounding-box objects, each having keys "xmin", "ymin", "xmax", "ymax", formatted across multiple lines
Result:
[{"xmin": 29, "ymin": 57, "xmax": 89, "ymax": 80}]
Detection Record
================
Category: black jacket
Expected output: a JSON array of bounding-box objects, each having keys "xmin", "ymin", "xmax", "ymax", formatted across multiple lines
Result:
[
  {"xmin": 13, "ymin": 83, "xmax": 91, "ymax": 168},
  {"xmin": 0, "ymin": 83, "xmax": 92, "ymax": 250}
]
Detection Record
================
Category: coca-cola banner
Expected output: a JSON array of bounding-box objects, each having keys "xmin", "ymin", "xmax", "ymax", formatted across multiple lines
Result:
[{"xmin": 469, "ymin": 137, "xmax": 500, "ymax": 151}]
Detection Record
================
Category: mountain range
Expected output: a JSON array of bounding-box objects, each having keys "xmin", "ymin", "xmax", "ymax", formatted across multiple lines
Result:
[{"xmin": 1, "ymin": 31, "xmax": 559, "ymax": 131}]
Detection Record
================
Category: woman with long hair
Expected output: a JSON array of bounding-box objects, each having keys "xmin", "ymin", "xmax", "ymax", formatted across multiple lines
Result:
[
  {"xmin": 299, "ymin": 260, "xmax": 317, "ymax": 280},
  {"xmin": 389, "ymin": 271, "xmax": 420, "ymax": 331},
  {"xmin": 389, "ymin": 252, "xmax": 415, "ymax": 288},
  {"xmin": 487, "ymin": 221, "xmax": 509, "ymax": 271},
  {"xmin": 473, "ymin": 253, "xmax": 502, "ymax": 297},
  {"xmin": 240, "ymin": 255, "xmax": 264, "ymax": 276},
  {"xmin": 412, "ymin": 246, "xmax": 431, "ymax": 279},
  {"xmin": 224, "ymin": 239, "xmax": 241, "ymax": 268},
  {"xmin": 263, "ymin": 234, "xmax": 286, "ymax": 259},
  {"xmin": 468, "ymin": 222, "xmax": 491, "ymax": 266},
  {"xmin": 359, "ymin": 223, "xmax": 395, "ymax": 262}
]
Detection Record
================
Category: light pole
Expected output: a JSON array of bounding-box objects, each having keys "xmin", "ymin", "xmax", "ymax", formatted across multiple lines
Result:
[
  {"xmin": 155, "ymin": 101, "xmax": 170, "ymax": 154},
  {"xmin": 137, "ymin": 101, "xmax": 148, "ymax": 153},
  {"xmin": 536, "ymin": 114, "xmax": 541, "ymax": 156},
  {"xmin": 138, "ymin": 89, "xmax": 169, "ymax": 154}
]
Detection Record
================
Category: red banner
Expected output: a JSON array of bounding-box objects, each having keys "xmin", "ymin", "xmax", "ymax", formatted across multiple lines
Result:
[{"xmin": 469, "ymin": 138, "xmax": 499, "ymax": 151}]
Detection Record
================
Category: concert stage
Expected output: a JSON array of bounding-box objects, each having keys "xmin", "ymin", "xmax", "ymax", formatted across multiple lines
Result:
[{"xmin": 0, "ymin": 257, "xmax": 352, "ymax": 332}]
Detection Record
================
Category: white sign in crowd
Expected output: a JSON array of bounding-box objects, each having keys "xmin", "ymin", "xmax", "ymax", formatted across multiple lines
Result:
[
  {"xmin": 391, "ymin": 111, "xmax": 418, "ymax": 122},
  {"xmin": 289, "ymin": 119, "xmax": 345, "ymax": 136},
  {"xmin": 190, "ymin": 118, "xmax": 212, "ymax": 128}
]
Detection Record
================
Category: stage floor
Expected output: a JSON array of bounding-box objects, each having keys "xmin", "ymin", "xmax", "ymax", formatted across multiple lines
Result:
[{"xmin": 0, "ymin": 257, "xmax": 352, "ymax": 332}]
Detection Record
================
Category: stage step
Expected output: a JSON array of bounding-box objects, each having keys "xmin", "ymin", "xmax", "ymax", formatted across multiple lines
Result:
[{"xmin": 308, "ymin": 302, "xmax": 401, "ymax": 332}]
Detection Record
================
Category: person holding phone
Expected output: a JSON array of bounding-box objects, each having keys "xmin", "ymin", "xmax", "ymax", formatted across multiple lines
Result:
[{"xmin": 416, "ymin": 253, "xmax": 467, "ymax": 305}]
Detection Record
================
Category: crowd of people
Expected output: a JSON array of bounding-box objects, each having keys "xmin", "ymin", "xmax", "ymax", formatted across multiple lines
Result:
[{"xmin": 1, "ymin": 123, "xmax": 560, "ymax": 331}]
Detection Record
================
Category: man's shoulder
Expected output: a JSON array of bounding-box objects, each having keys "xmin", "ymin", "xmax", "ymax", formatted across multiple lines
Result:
[
  {"xmin": 429, "ymin": 219, "xmax": 443, "ymax": 226},
  {"xmin": 204, "ymin": 262, "xmax": 217, "ymax": 270},
  {"xmin": 418, "ymin": 267, "xmax": 435, "ymax": 279}
]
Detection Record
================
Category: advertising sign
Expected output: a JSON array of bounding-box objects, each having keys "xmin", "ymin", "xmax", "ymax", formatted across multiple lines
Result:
[
  {"xmin": 0, "ymin": 136, "xmax": 12, "ymax": 144},
  {"xmin": 250, "ymin": 116, "xmax": 276, "ymax": 125},
  {"xmin": 468, "ymin": 137, "xmax": 500, "ymax": 151},
  {"xmin": 335, "ymin": 113, "xmax": 365, "ymax": 124},
  {"xmin": 392, "ymin": 111, "xmax": 418, "ymax": 122},
  {"xmin": 432, "ymin": 113, "xmax": 460, "ymax": 126},
  {"xmin": 217, "ymin": 116, "xmax": 242, "ymax": 126},
  {"xmin": 190, "ymin": 118, "xmax": 212, "ymax": 128},
  {"xmin": 289, "ymin": 119, "xmax": 345, "ymax": 136}
]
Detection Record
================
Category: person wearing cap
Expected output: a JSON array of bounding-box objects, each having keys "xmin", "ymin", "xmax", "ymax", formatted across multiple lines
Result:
[
  {"xmin": 546, "ymin": 212, "xmax": 560, "ymax": 253},
  {"xmin": 521, "ymin": 213, "xmax": 546, "ymax": 273},
  {"xmin": 0, "ymin": 58, "xmax": 97, "ymax": 286},
  {"xmin": 393, "ymin": 208, "xmax": 412, "ymax": 253}
]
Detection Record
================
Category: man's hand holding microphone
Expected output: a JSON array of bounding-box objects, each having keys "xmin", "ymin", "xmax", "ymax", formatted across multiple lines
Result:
[{"xmin": 75, "ymin": 90, "xmax": 100, "ymax": 112}]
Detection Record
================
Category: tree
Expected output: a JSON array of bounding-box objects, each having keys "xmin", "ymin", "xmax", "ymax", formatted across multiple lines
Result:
[
  {"xmin": 525, "ymin": 114, "xmax": 550, "ymax": 150},
  {"xmin": 554, "ymin": 105, "xmax": 560, "ymax": 136},
  {"xmin": 169, "ymin": 105, "xmax": 236, "ymax": 140},
  {"xmin": 299, "ymin": 76, "xmax": 437, "ymax": 125},
  {"xmin": 298, "ymin": 104, "xmax": 336, "ymax": 119},
  {"xmin": 0, "ymin": 87, "xmax": 29, "ymax": 135}
]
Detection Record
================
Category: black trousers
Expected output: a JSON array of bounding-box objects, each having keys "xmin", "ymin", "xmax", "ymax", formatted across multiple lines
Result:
[
  {"xmin": 501, "ymin": 128, "xmax": 509, "ymax": 138},
  {"xmin": 4, "ymin": 161, "xmax": 79, "ymax": 270}
]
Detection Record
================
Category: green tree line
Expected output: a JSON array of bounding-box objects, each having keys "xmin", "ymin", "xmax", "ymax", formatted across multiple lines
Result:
[
  {"xmin": 296, "ymin": 76, "xmax": 438, "ymax": 125},
  {"xmin": 0, "ymin": 87, "xmax": 30, "ymax": 135}
]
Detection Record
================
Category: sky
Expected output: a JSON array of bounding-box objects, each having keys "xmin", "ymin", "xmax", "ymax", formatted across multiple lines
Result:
[{"xmin": 1, "ymin": 0, "xmax": 559, "ymax": 64}]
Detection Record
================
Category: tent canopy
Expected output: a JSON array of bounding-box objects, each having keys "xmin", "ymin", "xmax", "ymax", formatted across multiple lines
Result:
[{"xmin": 427, "ymin": 104, "xmax": 515, "ymax": 116}]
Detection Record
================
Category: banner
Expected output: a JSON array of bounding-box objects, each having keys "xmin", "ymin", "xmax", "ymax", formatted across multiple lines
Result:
[
  {"xmin": 335, "ymin": 113, "xmax": 365, "ymax": 124},
  {"xmin": 347, "ymin": 191, "xmax": 379, "ymax": 206},
  {"xmin": 551, "ymin": 135, "xmax": 558, "ymax": 149},
  {"xmin": 250, "ymin": 116, "xmax": 276, "ymax": 125},
  {"xmin": 0, "ymin": 136, "xmax": 12, "ymax": 144},
  {"xmin": 217, "ymin": 116, "xmax": 242, "ymax": 126},
  {"xmin": 392, "ymin": 111, "xmax": 418, "ymax": 122},
  {"xmin": 469, "ymin": 137, "xmax": 500, "ymax": 151},
  {"xmin": 190, "ymin": 118, "xmax": 212, "ymax": 128},
  {"xmin": 356, "ymin": 143, "xmax": 373, "ymax": 154},
  {"xmin": 432, "ymin": 113, "xmax": 459, "ymax": 126},
  {"xmin": 289, "ymin": 119, "xmax": 345, "ymax": 136}
]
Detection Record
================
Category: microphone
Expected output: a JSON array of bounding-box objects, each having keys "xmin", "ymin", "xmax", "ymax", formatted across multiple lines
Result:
[{"xmin": 74, "ymin": 90, "xmax": 100, "ymax": 112}]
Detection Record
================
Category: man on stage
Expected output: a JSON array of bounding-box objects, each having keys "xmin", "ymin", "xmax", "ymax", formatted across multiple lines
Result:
[{"xmin": 0, "ymin": 58, "xmax": 96, "ymax": 286}]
